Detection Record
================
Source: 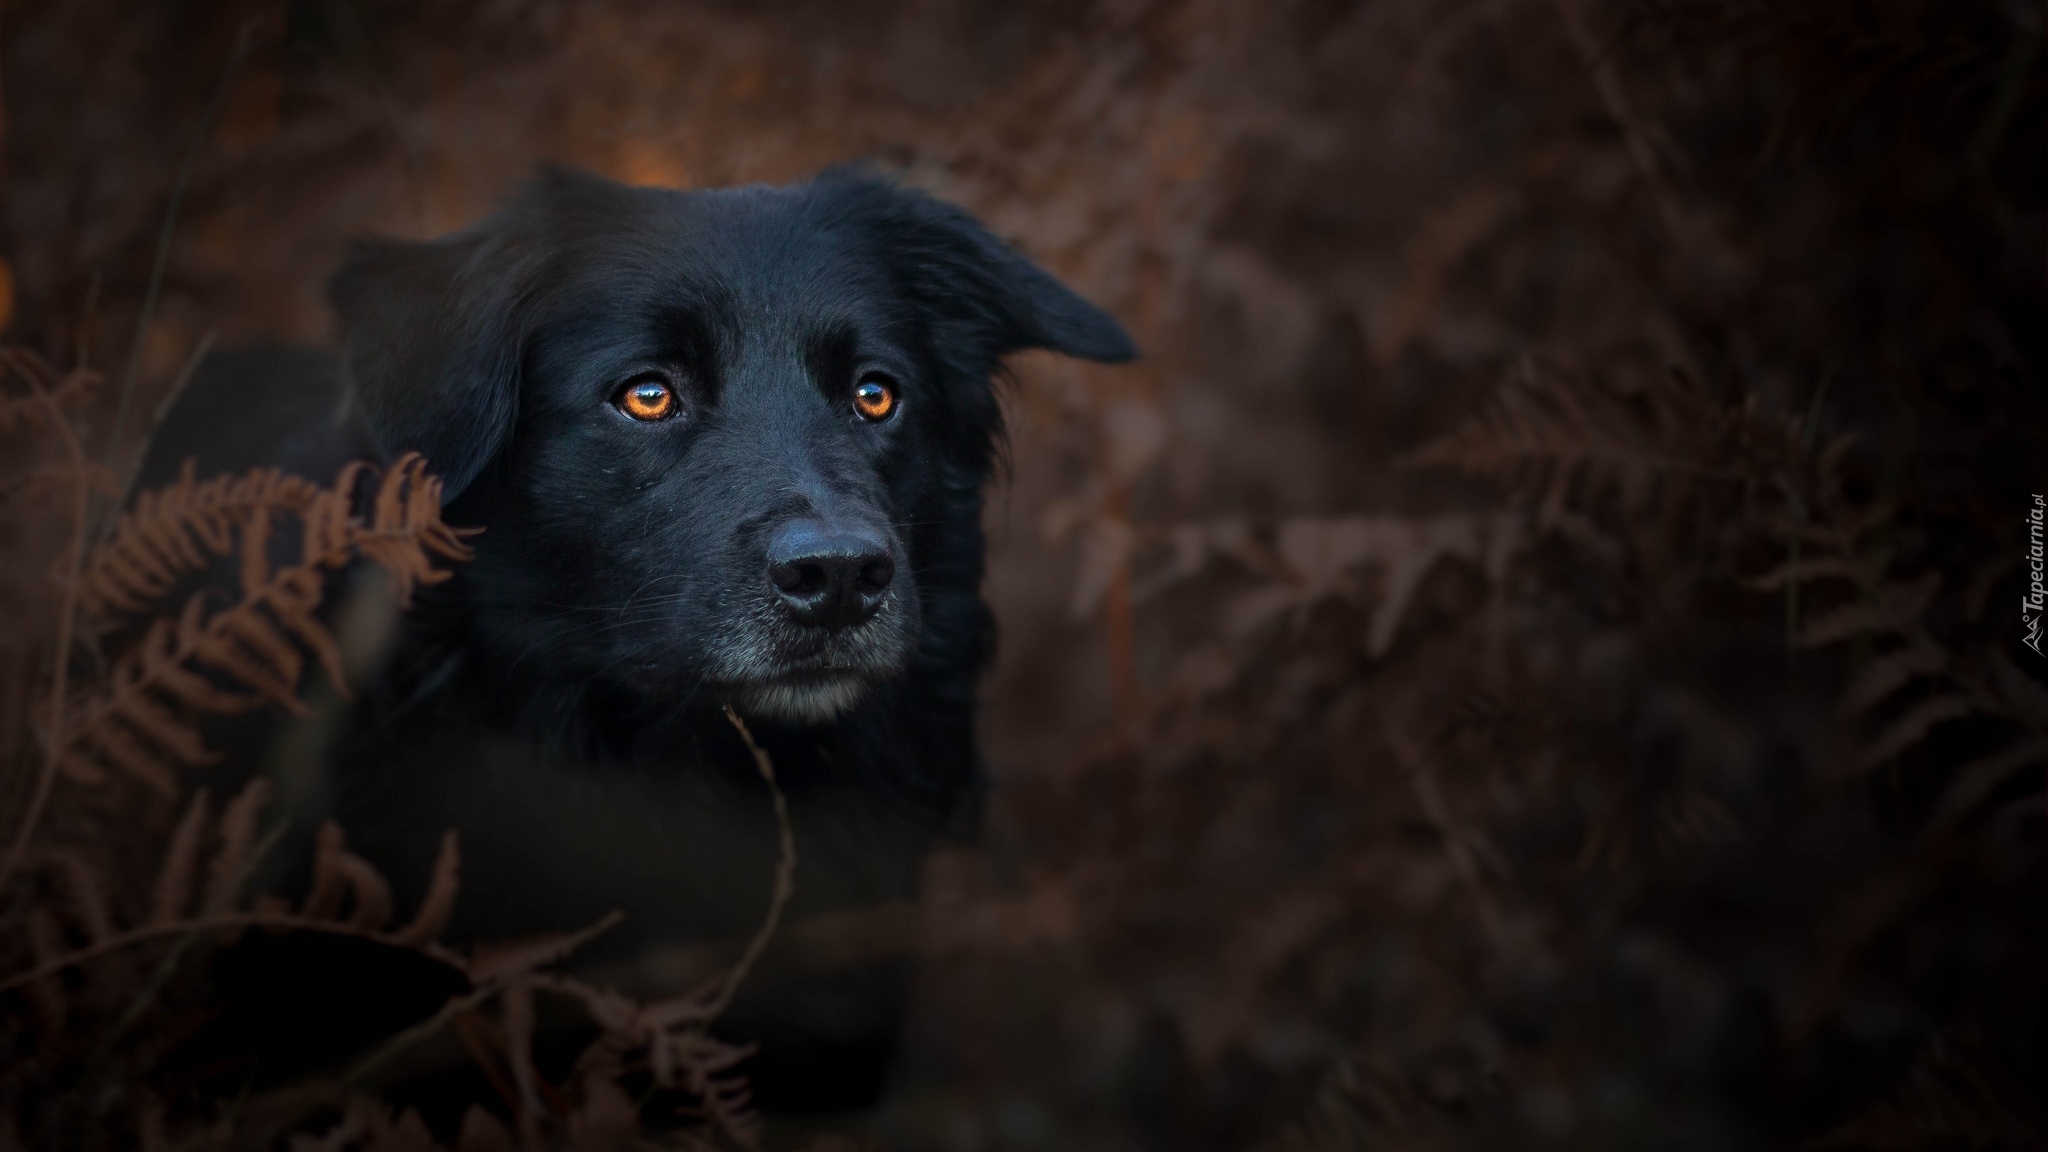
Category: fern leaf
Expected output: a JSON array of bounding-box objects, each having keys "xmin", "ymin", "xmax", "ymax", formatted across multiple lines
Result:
[
  {"xmin": 132, "ymin": 608, "xmax": 266, "ymax": 715},
  {"xmin": 207, "ymin": 600, "xmax": 309, "ymax": 704},
  {"xmin": 1744, "ymin": 552, "xmax": 1887, "ymax": 591},
  {"xmin": 1809, "ymin": 1039, "xmax": 2038, "ymax": 1150},
  {"xmin": 466, "ymin": 912, "xmax": 624, "ymax": 986},
  {"xmin": 1798, "ymin": 573, "xmax": 1941, "ymax": 648},
  {"xmin": 40, "ymin": 849, "xmax": 114, "ymax": 944},
  {"xmin": 338, "ymin": 453, "xmax": 477, "ymax": 604},
  {"xmin": 1398, "ymin": 359, "xmax": 1737, "ymax": 512},
  {"xmin": 1988, "ymin": 649, "xmax": 2048, "ymax": 728},
  {"xmin": 150, "ymin": 790, "xmax": 211, "ymax": 925},
  {"xmin": 0, "ymin": 463, "xmax": 116, "ymax": 506},
  {"xmin": 178, "ymin": 594, "xmax": 308, "ymax": 714},
  {"xmin": 501, "ymin": 975, "xmax": 545, "ymax": 1136},
  {"xmin": 0, "ymin": 349, "xmax": 97, "ymax": 434},
  {"xmin": 388, "ymin": 832, "xmax": 461, "ymax": 947},
  {"xmin": 334, "ymin": 848, "xmax": 394, "ymax": 932},
  {"xmin": 1842, "ymin": 641, "xmax": 1948, "ymax": 714},
  {"xmin": 1930, "ymin": 735, "xmax": 2048, "ymax": 831},
  {"xmin": 77, "ymin": 461, "xmax": 324, "ymax": 621},
  {"xmin": 454, "ymin": 1106, "xmax": 516, "ymax": 1152},
  {"xmin": 566, "ymin": 1076, "xmax": 638, "ymax": 1149},
  {"xmin": 238, "ymin": 501, "xmax": 274, "ymax": 601},
  {"xmin": 290, "ymin": 816, "xmax": 433, "ymax": 949},
  {"xmin": 57, "ymin": 752, "xmax": 108, "ymax": 787},
  {"xmin": 300, "ymin": 822, "xmax": 352, "ymax": 922},
  {"xmin": 25, "ymin": 907, "xmax": 69, "ymax": 1033},
  {"xmin": 62, "ymin": 455, "xmax": 473, "ymax": 792},
  {"xmin": 297, "ymin": 461, "xmax": 371, "ymax": 565},
  {"xmin": 92, "ymin": 722, "xmax": 180, "ymax": 797},
  {"xmin": 107, "ymin": 689, "xmax": 218, "ymax": 768},
  {"xmin": 266, "ymin": 568, "xmax": 349, "ymax": 693},
  {"xmin": 203, "ymin": 778, "xmax": 272, "ymax": 915},
  {"xmin": 1857, "ymin": 693, "xmax": 1975, "ymax": 770}
]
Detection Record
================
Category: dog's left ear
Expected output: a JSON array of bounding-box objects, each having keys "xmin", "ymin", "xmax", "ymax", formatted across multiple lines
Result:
[
  {"xmin": 825, "ymin": 170, "xmax": 1137, "ymax": 369},
  {"xmin": 327, "ymin": 226, "xmax": 533, "ymax": 500}
]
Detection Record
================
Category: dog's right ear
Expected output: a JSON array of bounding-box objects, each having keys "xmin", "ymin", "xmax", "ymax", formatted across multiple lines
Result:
[{"xmin": 327, "ymin": 229, "xmax": 528, "ymax": 500}]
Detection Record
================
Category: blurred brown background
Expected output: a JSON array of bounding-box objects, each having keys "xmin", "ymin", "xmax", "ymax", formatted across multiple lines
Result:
[{"xmin": 3, "ymin": 1, "xmax": 2043, "ymax": 1149}]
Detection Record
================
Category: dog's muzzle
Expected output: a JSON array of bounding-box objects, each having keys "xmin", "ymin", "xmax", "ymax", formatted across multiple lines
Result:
[{"xmin": 712, "ymin": 515, "xmax": 913, "ymax": 724}]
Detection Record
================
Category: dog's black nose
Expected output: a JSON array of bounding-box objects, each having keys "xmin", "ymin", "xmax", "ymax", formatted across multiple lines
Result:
[{"xmin": 766, "ymin": 520, "xmax": 894, "ymax": 630}]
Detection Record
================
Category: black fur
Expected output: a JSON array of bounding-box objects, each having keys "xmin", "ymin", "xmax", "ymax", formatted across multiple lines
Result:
[
  {"xmin": 153, "ymin": 166, "xmax": 1132, "ymax": 1114},
  {"xmin": 331, "ymin": 165, "xmax": 1125, "ymax": 758}
]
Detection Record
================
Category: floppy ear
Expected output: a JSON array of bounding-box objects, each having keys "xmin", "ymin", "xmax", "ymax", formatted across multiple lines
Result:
[
  {"xmin": 822, "ymin": 169, "xmax": 1138, "ymax": 369},
  {"xmin": 326, "ymin": 228, "xmax": 530, "ymax": 500}
]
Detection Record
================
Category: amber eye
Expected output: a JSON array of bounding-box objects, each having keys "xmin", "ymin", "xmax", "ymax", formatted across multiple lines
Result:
[
  {"xmin": 616, "ymin": 378, "xmax": 679, "ymax": 422},
  {"xmin": 852, "ymin": 374, "xmax": 898, "ymax": 422}
]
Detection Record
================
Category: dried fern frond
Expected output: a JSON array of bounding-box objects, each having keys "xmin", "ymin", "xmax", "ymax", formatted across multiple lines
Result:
[
  {"xmin": 1808, "ymin": 1038, "xmax": 2041, "ymax": 1151},
  {"xmin": 1400, "ymin": 357, "xmax": 1799, "ymax": 527},
  {"xmin": 76, "ymin": 459, "xmax": 325, "ymax": 621},
  {"xmin": 321, "ymin": 455, "xmax": 479, "ymax": 604},
  {"xmin": 1756, "ymin": 469, "xmax": 2042, "ymax": 810},
  {"xmin": 1621, "ymin": 1, "xmax": 2034, "ymax": 165},
  {"xmin": 57, "ymin": 454, "xmax": 474, "ymax": 796},
  {"xmin": 33, "ymin": 848, "xmax": 115, "ymax": 946},
  {"xmin": 1840, "ymin": 640, "xmax": 1948, "ymax": 715},
  {"xmin": 463, "ymin": 912, "xmax": 629, "ymax": 988},
  {"xmin": 377, "ymin": 708, "xmax": 795, "ymax": 1149},
  {"xmin": 149, "ymin": 789, "xmax": 212, "ymax": 925},
  {"xmin": 79, "ymin": 452, "xmax": 472, "ymax": 624},
  {"xmin": 0, "ymin": 464, "xmax": 117, "ymax": 507},
  {"xmin": 1854, "ymin": 694, "xmax": 1978, "ymax": 774},
  {"xmin": 300, "ymin": 821, "xmax": 395, "ymax": 931},
  {"xmin": 282, "ymin": 1094, "xmax": 444, "ymax": 1152},
  {"xmin": 23, "ymin": 908, "xmax": 68, "ymax": 1034},
  {"xmin": 0, "ymin": 347, "xmax": 98, "ymax": 435},
  {"xmin": 203, "ymin": 777, "xmax": 273, "ymax": 916},
  {"xmin": 387, "ymin": 831, "xmax": 460, "ymax": 948},
  {"xmin": 0, "ymin": 782, "xmax": 468, "ymax": 1027},
  {"xmin": 1260, "ymin": 1058, "xmax": 1486, "ymax": 1152}
]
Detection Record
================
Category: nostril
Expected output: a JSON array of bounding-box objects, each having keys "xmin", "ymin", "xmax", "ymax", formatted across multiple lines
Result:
[
  {"xmin": 858, "ymin": 555, "xmax": 894, "ymax": 591},
  {"xmin": 770, "ymin": 560, "xmax": 829, "ymax": 597}
]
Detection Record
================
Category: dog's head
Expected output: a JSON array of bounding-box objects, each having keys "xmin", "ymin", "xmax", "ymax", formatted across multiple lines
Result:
[{"xmin": 329, "ymin": 166, "xmax": 1132, "ymax": 725}]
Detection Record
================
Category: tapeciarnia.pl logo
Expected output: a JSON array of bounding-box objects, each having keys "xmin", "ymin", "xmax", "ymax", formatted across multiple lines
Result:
[{"xmin": 2026, "ymin": 494, "xmax": 2044, "ymax": 657}]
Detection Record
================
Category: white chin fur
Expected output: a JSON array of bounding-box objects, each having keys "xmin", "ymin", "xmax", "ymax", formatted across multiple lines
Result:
[{"xmin": 728, "ymin": 677, "xmax": 870, "ymax": 724}]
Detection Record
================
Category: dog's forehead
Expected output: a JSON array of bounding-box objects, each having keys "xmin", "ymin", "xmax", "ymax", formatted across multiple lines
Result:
[
  {"xmin": 547, "ymin": 185, "xmax": 901, "ymax": 336},
  {"xmin": 520, "ymin": 183, "xmax": 913, "ymax": 379},
  {"xmin": 618, "ymin": 182, "xmax": 884, "ymax": 303}
]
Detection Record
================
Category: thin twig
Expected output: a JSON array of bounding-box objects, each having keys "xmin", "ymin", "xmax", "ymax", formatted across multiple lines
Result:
[
  {"xmin": 101, "ymin": 27, "xmax": 253, "ymax": 498},
  {"xmin": 100, "ymin": 327, "xmax": 216, "ymax": 547},
  {"xmin": 1379, "ymin": 705, "xmax": 1510, "ymax": 949},
  {"xmin": 342, "ymin": 909, "xmax": 625, "ymax": 1085},
  {"xmin": 1550, "ymin": 0, "xmax": 1692, "ymax": 249},
  {"xmin": 0, "ymin": 911, "xmax": 463, "ymax": 997},
  {"xmin": 345, "ymin": 985, "xmax": 504, "ymax": 1085},
  {"xmin": 711, "ymin": 706, "xmax": 797, "ymax": 1019},
  {"xmin": 91, "ymin": 928, "xmax": 204, "ymax": 1061},
  {"xmin": 0, "ymin": 373, "xmax": 93, "ymax": 897},
  {"xmin": 1786, "ymin": 365, "xmax": 1837, "ymax": 657}
]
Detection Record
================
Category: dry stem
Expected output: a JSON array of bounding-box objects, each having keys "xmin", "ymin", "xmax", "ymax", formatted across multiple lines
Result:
[
  {"xmin": 711, "ymin": 705, "xmax": 797, "ymax": 1019},
  {"xmin": 0, "ymin": 361, "xmax": 94, "ymax": 897}
]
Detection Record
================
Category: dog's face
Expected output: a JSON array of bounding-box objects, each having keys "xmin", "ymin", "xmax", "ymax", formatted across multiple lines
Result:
[{"xmin": 331, "ymin": 168, "xmax": 1132, "ymax": 724}]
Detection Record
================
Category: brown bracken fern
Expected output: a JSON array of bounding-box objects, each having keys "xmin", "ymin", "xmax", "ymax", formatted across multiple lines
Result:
[
  {"xmin": 1745, "ymin": 460, "xmax": 2048, "ymax": 824},
  {"xmin": 1398, "ymin": 355, "xmax": 1800, "ymax": 527},
  {"xmin": 59, "ymin": 454, "xmax": 475, "ymax": 795},
  {"xmin": 2, "ymin": 340, "xmax": 791, "ymax": 1150}
]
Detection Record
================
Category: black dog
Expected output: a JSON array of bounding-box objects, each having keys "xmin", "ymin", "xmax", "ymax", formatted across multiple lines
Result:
[{"xmin": 143, "ymin": 165, "xmax": 1132, "ymax": 1114}]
